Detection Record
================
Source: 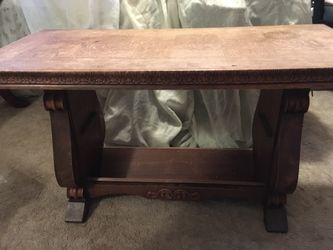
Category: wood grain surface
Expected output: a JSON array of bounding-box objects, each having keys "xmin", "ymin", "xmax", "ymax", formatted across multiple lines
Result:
[{"xmin": 1, "ymin": 24, "xmax": 333, "ymax": 89}]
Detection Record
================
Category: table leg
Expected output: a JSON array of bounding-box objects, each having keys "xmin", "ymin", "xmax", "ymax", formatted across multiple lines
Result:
[
  {"xmin": 44, "ymin": 90, "xmax": 105, "ymax": 222},
  {"xmin": 253, "ymin": 89, "xmax": 310, "ymax": 233},
  {"xmin": 43, "ymin": 88, "xmax": 309, "ymax": 229}
]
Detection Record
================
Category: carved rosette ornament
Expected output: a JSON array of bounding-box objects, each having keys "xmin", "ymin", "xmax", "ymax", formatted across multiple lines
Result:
[{"xmin": 147, "ymin": 188, "xmax": 200, "ymax": 201}]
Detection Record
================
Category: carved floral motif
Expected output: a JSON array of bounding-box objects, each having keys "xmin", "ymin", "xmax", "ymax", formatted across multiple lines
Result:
[{"xmin": 146, "ymin": 188, "xmax": 200, "ymax": 201}]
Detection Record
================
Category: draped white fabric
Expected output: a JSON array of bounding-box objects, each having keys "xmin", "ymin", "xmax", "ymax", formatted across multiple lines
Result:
[
  {"xmin": 19, "ymin": 0, "xmax": 120, "ymax": 30},
  {"xmin": 15, "ymin": 0, "xmax": 311, "ymax": 147},
  {"xmin": 0, "ymin": 0, "xmax": 29, "ymax": 47},
  {"xmin": 0, "ymin": 0, "xmax": 38, "ymax": 96}
]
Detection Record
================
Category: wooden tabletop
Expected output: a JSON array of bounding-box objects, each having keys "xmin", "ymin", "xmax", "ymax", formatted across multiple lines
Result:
[{"xmin": 0, "ymin": 24, "xmax": 333, "ymax": 90}]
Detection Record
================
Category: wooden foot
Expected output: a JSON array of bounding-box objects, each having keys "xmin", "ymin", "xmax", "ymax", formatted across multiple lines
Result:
[
  {"xmin": 65, "ymin": 188, "xmax": 88, "ymax": 223},
  {"xmin": 264, "ymin": 194, "xmax": 288, "ymax": 233},
  {"xmin": 264, "ymin": 205, "xmax": 288, "ymax": 233},
  {"xmin": 65, "ymin": 200, "xmax": 87, "ymax": 223}
]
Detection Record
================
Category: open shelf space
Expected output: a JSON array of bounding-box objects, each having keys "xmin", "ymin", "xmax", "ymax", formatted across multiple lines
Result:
[{"xmin": 95, "ymin": 147, "xmax": 257, "ymax": 182}]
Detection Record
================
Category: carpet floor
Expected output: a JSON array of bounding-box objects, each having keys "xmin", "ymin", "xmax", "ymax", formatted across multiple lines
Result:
[{"xmin": 1, "ymin": 91, "xmax": 333, "ymax": 250}]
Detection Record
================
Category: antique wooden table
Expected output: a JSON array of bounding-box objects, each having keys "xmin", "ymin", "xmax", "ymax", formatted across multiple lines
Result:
[{"xmin": 1, "ymin": 24, "xmax": 333, "ymax": 233}]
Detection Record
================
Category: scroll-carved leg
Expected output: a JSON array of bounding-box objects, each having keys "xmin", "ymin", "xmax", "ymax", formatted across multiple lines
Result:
[
  {"xmin": 44, "ymin": 91, "xmax": 105, "ymax": 222},
  {"xmin": 253, "ymin": 89, "xmax": 310, "ymax": 233}
]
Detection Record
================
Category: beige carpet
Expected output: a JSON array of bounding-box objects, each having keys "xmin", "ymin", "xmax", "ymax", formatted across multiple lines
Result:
[{"xmin": 1, "ymin": 91, "xmax": 333, "ymax": 250}]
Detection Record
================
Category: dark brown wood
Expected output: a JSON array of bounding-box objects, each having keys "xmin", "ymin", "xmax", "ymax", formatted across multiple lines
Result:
[
  {"xmin": 87, "ymin": 179, "xmax": 265, "ymax": 201},
  {"xmin": 253, "ymin": 89, "xmax": 309, "ymax": 233},
  {"xmin": 253, "ymin": 90, "xmax": 310, "ymax": 194},
  {"xmin": 0, "ymin": 90, "xmax": 30, "ymax": 108},
  {"xmin": 44, "ymin": 90, "xmax": 105, "ymax": 187},
  {"xmin": 0, "ymin": 25, "xmax": 328, "ymax": 232},
  {"xmin": 44, "ymin": 91, "xmax": 103, "ymax": 222},
  {"xmin": 268, "ymin": 90, "xmax": 310, "ymax": 195},
  {"xmin": 264, "ymin": 193, "xmax": 288, "ymax": 233},
  {"xmin": 253, "ymin": 90, "xmax": 284, "ymax": 183},
  {"xmin": 1, "ymin": 25, "xmax": 333, "ymax": 90},
  {"xmin": 264, "ymin": 205, "xmax": 288, "ymax": 233},
  {"xmin": 99, "ymin": 147, "xmax": 254, "ymax": 181},
  {"xmin": 85, "ymin": 147, "xmax": 264, "ymax": 202}
]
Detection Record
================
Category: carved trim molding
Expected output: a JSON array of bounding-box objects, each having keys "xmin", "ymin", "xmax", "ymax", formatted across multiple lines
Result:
[
  {"xmin": 1, "ymin": 69, "xmax": 333, "ymax": 89},
  {"xmin": 147, "ymin": 188, "xmax": 200, "ymax": 201}
]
